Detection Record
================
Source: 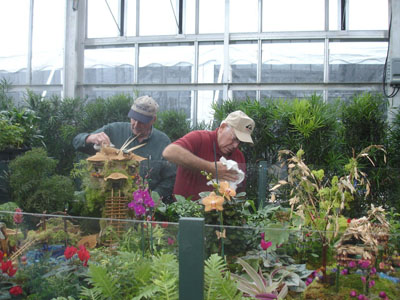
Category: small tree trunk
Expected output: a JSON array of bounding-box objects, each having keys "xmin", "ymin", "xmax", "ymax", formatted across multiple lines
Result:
[{"xmin": 322, "ymin": 242, "xmax": 328, "ymax": 283}]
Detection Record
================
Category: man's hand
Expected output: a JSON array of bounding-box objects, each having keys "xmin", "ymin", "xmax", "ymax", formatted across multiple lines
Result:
[
  {"xmin": 214, "ymin": 162, "xmax": 239, "ymax": 182},
  {"xmin": 86, "ymin": 132, "xmax": 111, "ymax": 146}
]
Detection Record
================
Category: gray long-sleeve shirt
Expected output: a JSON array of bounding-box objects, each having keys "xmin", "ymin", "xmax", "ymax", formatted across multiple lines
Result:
[{"xmin": 72, "ymin": 122, "xmax": 176, "ymax": 199}]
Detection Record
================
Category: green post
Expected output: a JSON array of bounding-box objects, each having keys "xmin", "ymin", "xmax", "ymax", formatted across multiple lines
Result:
[
  {"xmin": 179, "ymin": 217, "xmax": 204, "ymax": 300},
  {"xmin": 257, "ymin": 161, "xmax": 268, "ymax": 209}
]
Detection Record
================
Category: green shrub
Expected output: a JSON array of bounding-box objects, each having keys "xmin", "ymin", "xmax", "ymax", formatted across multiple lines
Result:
[
  {"xmin": 8, "ymin": 148, "xmax": 74, "ymax": 213},
  {"xmin": 154, "ymin": 110, "xmax": 191, "ymax": 141},
  {"xmin": 0, "ymin": 107, "xmax": 43, "ymax": 151}
]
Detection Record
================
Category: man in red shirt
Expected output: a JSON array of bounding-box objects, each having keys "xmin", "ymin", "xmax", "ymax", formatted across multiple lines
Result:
[{"xmin": 162, "ymin": 110, "xmax": 255, "ymax": 200}]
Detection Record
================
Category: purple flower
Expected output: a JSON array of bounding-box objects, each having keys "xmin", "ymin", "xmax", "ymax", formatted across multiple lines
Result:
[
  {"xmin": 370, "ymin": 267, "xmax": 376, "ymax": 275},
  {"xmin": 379, "ymin": 291, "xmax": 387, "ymax": 298},
  {"xmin": 341, "ymin": 269, "xmax": 348, "ymax": 275},
  {"xmin": 358, "ymin": 294, "xmax": 365, "ymax": 300},
  {"xmin": 129, "ymin": 189, "xmax": 154, "ymax": 217},
  {"xmin": 306, "ymin": 277, "xmax": 313, "ymax": 285},
  {"xmin": 348, "ymin": 261, "xmax": 356, "ymax": 268},
  {"xmin": 358, "ymin": 260, "xmax": 370, "ymax": 269},
  {"xmin": 361, "ymin": 276, "xmax": 366, "ymax": 284},
  {"xmin": 368, "ymin": 280, "xmax": 375, "ymax": 288},
  {"xmin": 350, "ymin": 290, "xmax": 357, "ymax": 297}
]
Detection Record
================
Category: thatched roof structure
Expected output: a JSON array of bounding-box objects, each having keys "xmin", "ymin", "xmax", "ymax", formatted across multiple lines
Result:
[
  {"xmin": 335, "ymin": 205, "xmax": 389, "ymax": 266},
  {"xmin": 105, "ymin": 172, "xmax": 128, "ymax": 181}
]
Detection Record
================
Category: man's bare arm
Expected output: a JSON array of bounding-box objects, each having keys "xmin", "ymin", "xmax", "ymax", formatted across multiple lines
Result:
[{"xmin": 162, "ymin": 144, "xmax": 239, "ymax": 182}]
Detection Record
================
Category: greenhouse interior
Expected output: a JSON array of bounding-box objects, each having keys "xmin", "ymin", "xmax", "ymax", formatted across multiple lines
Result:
[{"xmin": 1, "ymin": 0, "xmax": 400, "ymax": 299}]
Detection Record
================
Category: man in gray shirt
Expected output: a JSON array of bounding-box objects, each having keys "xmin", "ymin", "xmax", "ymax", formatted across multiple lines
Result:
[{"xmin": 73, "ymin": 96, "xmax": 176, "ymax": 200}]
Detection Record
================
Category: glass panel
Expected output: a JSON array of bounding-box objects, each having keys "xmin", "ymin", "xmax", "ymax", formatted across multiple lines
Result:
[
  {"xmin": 138, "ymin": 45, "xmax": 194, "ymax": 84},
  {"xmin": 126, "ymin": 0, "xmax": 137, "ymax": 36},
  {"xmin": 329, "ymin": 0, "xmax": 340, "ymax": 30},
  {"xmin": 349, "ymin": 0, "xmax": 388, "ymax": 30},
  {"xmin": 0, "ymin": 0, "xmax": 29, "ymax": 83},
  {"xmin": 230, "ymin": 0, "xmax": 258, "ymax": 33},
  {"xmin": 327, "ymin": 89, "xmax": 382, "ymax": 102},
  {"xmin": 84, "ymin": 48, "xmax": 135, "ymax": 84},
  {"xmin": 262, "ymin": 41, "xmax": 324, "ymax": 83},
  {"xmin": 262, "ymin": 0, "xmax": 324, "ymax": 32},
  {"xmin": 83, "ymin": 89, "xmax": 134, "ymax": 101},
  {"xmin": 230, "ymin": 42, "xmax": 258, "ymax": 83},
  {"xmin": 199, "ymin": 0, "xmax": 224, "ymax": 34},
  {"xmin": 198, "ymin": 43, "xmax": 224, "ymax": 84},
  {"xmin": 261, "ymin": 90, "xmax": 324, "ymax": 100},
  {"xmin": 232, "ymin": 90, "xmax": 257, "ymax": 100},
  {"xmin": 87, "ymin": 0, "xmax": 120, "ymax": 38},
  {"xmin": 138, "ymin": 90, "xmax": 192, "ymax": 117},
  {"xmin": 185, "ymin": 0, "xmax": 196, "ymax": 34},
  {"xmin": 139, "ymin": 0, "xmax": 178, "ymax": 36},
  {"xmin": 197, "ymin": 90, "xmax": 221, "ymax": 125},
  {"xmin": 329, "ymin": 42, "xmax": 387, "ymax": 83},
  {"xmin": 32, "ymin": 0, "xmax": 64, "ymax": 85}
]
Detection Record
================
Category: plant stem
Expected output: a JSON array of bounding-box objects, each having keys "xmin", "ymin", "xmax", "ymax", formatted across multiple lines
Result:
[
  {"xmin": 219, "ymin": 211, "xmax": 224, "ymax": 259},
  {"xmin": 141, "ymin": 221, "xmax": 145, "ymax": 257}
]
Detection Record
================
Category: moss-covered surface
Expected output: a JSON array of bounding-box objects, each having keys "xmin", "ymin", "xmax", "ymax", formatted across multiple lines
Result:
[{"xmin": 297, "ymin": 271, "xmax": 400, "ymax": 299}]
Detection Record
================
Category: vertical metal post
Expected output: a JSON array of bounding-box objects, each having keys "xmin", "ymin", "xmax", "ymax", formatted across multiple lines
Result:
[
  {"xmin": 179, "ymin": 217, "xmax": 204, "ymax": 300},
  {"xmin": 257, "ymin": 161, "xmax": 268, "ymax": 209}
]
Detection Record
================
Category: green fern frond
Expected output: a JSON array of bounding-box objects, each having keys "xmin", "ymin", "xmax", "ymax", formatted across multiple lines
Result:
[
  {"xmin": 204, "ymin": 254, "xmax": 243, "ymax": 300},
  {"xmin": 153, "ymin": 270, "xmax": 178, "ymax": 300},
  {"xmin": 85, "ymin": 264, "xmax": 121, "ymax": 299},
  {"xmin": 151, "ymin": 253, "xmax": 179, "ymax": 277},
  {"xmin": 131, "ymin": 284, "xmax": 160, "ymax": 300},
  {"xmin": 79, "ymin": 286, "xmax": 102, "ymax": 300}
]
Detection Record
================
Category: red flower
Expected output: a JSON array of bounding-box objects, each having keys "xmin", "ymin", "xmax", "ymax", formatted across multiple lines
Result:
[
  {"xmin": 1, "ymin": 260, "xmax": 12, "ymax": 273},
  {"xmin": 347, "ymin": 218, "xmax": 352, "ymax": 224},
  {"xmin": 7, "ymin": 266, "xmax": 17, "ymax": 277},
  {"xmin": 64, "ymin": 246, "xmax": 77, "ymax": 259},
  {"xmin": 9, "ymin": 285, "xmax": 23, "ymax": 296},
  {"xmin": 77, "ymin": 245, "xmax": 90, "ymax": 266},
  {"xmin": 161, "ymin": 222, "xmax": 168, "ymax": 228}
]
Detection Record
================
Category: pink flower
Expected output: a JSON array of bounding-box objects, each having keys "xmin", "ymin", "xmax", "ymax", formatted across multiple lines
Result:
[
  {"xmin": 168, "ymin": 237, "xmax": 175, "ymax": 245},
  {"xmin": 370, "ymin": 267, "xmax": 376, "ymax": 275},
  {"xmin": 350, "ymin": 290, "xmax": 357, "ymax": 297},
  {"xmin": 13, "ymin": 208, "xmax": 23, "ymax": 224},
  {"xmin": 260, "ymin": 239, "xmax": 272, "ymax": 250},
  {"xmin": 260, "ymin": 232, "xmax": 265, "ymax": 239},
  {"xmin": 341, "ymin": 269, "xmax": 348, "ymax": 275},
  {"xmin": 361, "ymin": 276, "xmax": 366, "ymax": 284}
]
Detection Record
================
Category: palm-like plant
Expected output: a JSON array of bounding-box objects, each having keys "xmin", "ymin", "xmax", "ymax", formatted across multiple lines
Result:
[{"xmin": 231, "ymin": 257, "xmax": 288, "ymax": 300}]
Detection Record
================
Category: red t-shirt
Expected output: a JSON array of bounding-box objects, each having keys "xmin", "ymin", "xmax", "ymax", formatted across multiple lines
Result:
[{"xmin": 172, "ymin": 128, "xmax": 246, "ymax": 200}]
